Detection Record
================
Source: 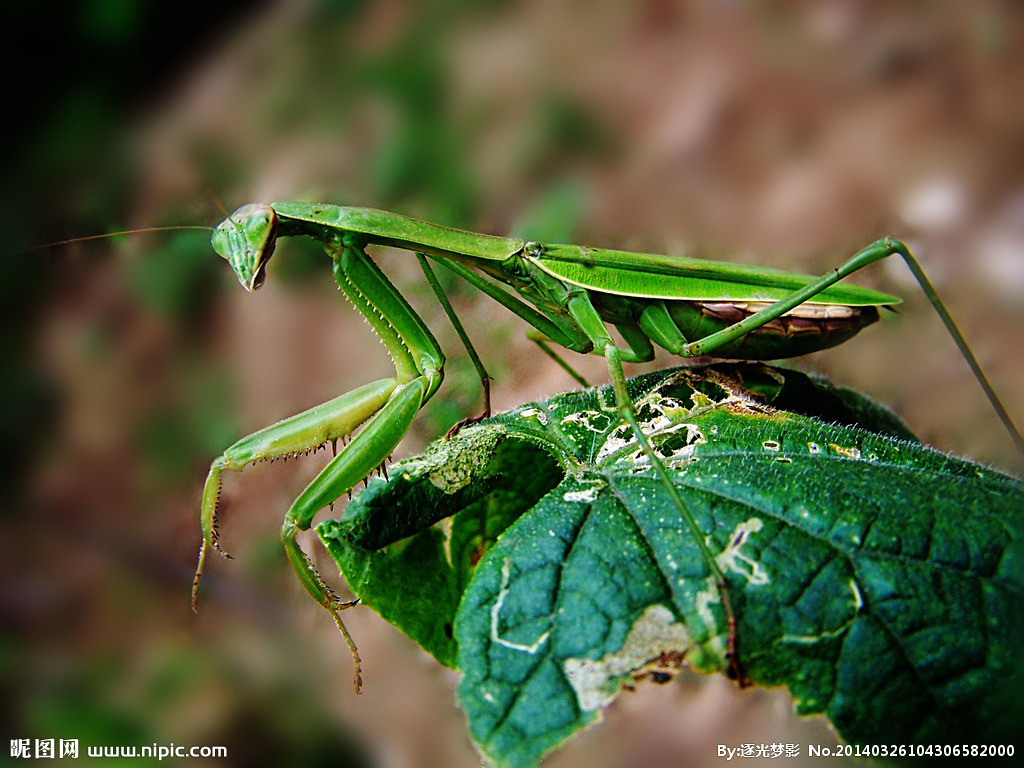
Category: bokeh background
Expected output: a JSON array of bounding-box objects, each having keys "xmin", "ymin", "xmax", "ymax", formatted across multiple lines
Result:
[{"xmin": 4, "ymin": 1, "xmax": 1023, "ymax": 766}]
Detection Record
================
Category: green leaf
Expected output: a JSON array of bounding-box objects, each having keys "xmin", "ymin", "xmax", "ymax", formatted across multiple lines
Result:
[
  {"xmin": 319, "ymin": 364, "xmax": 1024, "ymax": 767},
  {"xmin": 318, "ymin": 425, "xmax": 564, "ymax": 666}
]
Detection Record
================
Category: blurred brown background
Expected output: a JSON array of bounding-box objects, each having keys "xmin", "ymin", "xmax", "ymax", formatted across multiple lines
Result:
[{"xmin": 3, "ymin": 1, "xmax": 1023, "ymax": 766}]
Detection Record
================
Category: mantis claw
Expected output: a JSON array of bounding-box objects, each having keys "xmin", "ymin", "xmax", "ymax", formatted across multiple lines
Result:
[
  {"xmin": 211, "ymin": 538, "xmax": 233, "ymax": 560},
  {"xmin": 283, "ymin": 526, "xmax": 366, "ymax": 693}
]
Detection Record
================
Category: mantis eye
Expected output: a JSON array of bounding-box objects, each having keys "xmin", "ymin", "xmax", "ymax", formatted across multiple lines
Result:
[{"xmin": 245, "ymin": 214, "xmax": 271, "ymax": 238}]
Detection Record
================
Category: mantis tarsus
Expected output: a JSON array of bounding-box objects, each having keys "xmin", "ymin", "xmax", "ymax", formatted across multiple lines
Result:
[{"xmin": 190, "ymin": 201, "xmax": 1022, "ymax": 694}]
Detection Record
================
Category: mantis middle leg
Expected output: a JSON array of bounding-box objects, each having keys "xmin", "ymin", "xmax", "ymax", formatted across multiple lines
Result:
[{"xmin": 562, "ymin": 291, "xmax": 747, "ymax": 682}]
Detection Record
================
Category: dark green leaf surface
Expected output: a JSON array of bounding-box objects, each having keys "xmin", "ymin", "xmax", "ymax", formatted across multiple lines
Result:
[{"xmin": 319, "ymin": 364, "xmax": 1024, "ymax": 768}]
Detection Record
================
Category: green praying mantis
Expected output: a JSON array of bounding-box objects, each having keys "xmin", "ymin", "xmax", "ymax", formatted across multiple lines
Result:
[{"xmin": 187, "ymin": 201, "xmax": 1023, "ymax": 694}]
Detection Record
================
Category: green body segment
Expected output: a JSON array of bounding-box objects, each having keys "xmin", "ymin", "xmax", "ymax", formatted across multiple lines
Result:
[
  {"xmin": 332, "ymin": 246, "xmax": 444, "ymax": 396},
  {"xmin": 215, "ymin": 380, "xmax": 400, "ymax": 470},
  {"xmin": 286, "ymin": 379, "xmax": 427, "ymax": 524},
  {"xmin": 664, "ymin": 300, "xmax": 875, "ymax": 359},
  {"xmin": 272, "ymin": 202, "xmax": 524, "ymax": 263},
  {"xmin": 199, "ymin": 379, "xmax": 399, "ymax": 538},
  {"xmin": 199, "ymin": 200, "xmax": 1022, "ymax": 694},
  {"xmin": 532, "ymin": 243, "xmax": 899, "ymax": 306}
]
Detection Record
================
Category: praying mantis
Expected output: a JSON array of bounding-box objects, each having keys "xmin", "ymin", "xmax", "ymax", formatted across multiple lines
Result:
[{"xmin": 190, "ymin": 201, "xmax": 1022, "ymax": 694}]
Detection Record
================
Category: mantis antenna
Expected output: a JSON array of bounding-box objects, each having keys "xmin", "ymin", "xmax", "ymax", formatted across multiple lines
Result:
[{"xmin": 24, "ymin": 226, "xmax": 214, "ymax": 254}]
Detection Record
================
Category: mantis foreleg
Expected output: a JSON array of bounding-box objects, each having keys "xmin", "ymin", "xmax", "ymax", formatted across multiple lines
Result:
[
  {"xmin": 193, "ymin": 379, "xmax": 400, "ymax": 602},
  {"xmin": 195, "ymin": 242, "xmax": 444, "ymax": 693},
  {"xmin": 281, "ymin": 376, "xmax": 428, "ymax": 693}
]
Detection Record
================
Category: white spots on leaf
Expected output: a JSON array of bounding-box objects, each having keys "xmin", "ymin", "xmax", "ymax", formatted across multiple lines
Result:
[
  {"xmin": 563, "ymin": 479, "xmax": 605, "ymax": 503},
  {"xmin": 807, "ymin": 442, "xmax": 821, "ymax": 454},
  {"xmin": 829, "ymin": 443, "xmax": 861, "ymax": 460},
  {"xmin": 563, "ymin": 605, "xmax": 692, "ymax": 712},
  {"xmin": 396, "ymin": 425, "xmax": 505, "ymax": 493},
  {"xmin": 714, "ymin": 518, "xmax": 769, "ymax": 586},
  {"xmin": 597, "ymin": 420, "xmax": 706, "ymax": 469},
  {"xmin": 595, "ymin": 391, "xmax": 691, "ymax": 464},
  {"xmin": 849, "ymin": 579, "xmax": 864, "ymax": 611},
  {"xmin": 560, "ymin": 409, "xmax": 608, "ymax": 433},
  {"xmin": 518, "ymin": 407, "xmax": 548, "ymax": 425},
  {"xmin": 692, "ymin": 577, "xmax": 727, "ymax": 657},
  {"xmin": 490, "ymin": 559, "xmax": 550, "ymax": 654},
  {"xmin": 596, "ymin": 427, "xmax": 634, "ymax": 463}
]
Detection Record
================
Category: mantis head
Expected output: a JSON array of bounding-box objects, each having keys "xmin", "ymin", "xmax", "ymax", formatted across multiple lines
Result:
[{"xmin": 211, "ymin": 203, "xmax": 279, "ymax": 291}]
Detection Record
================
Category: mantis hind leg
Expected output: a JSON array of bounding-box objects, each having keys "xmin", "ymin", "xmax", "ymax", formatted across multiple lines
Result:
[
  {"xmin": 415, "ymin": 253, "xmax": 493, "ymax": 436},
  {"xmin": 683, "ymin": 238, "xmax": 1024, "ymax": 456}
]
